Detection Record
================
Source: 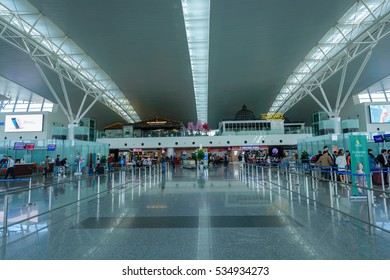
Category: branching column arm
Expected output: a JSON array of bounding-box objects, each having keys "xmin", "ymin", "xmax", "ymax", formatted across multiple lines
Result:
[{"xmin": 34, "ymin": 60, "xmax": 72, "ymax": 123}]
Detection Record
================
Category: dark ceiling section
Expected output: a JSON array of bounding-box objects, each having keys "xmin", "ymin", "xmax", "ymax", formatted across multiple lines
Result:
[
  {"xmin": 27, "ymin": 0, "xmax": 197, "ymax": 127},
  {"xmin": 0, "ymin": 0, "xmax": 390, "ymax": 130},
  {"xmin": 208, "ymin": 0, "xmax": 358, "ymax": 127},
  {"xmin": 0, "ymin": 43, "xmax": 51, "ymax": 100}
]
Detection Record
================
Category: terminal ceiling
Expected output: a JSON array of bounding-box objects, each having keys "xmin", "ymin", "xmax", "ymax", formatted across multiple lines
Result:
[{"xmin": 1, "ymin": 0, "xmax": 390, "ymax": 129}]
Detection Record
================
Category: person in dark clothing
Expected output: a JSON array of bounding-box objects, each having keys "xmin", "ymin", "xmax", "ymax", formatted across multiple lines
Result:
[
  {"xmin": 54, "ymin": 155, "xmax": 61, "ymax": 176},
  {"xmin": 0, "ymin": 155, "xmax": 8, "ymax": 168},
  {"xmin": 315, "ymin": 151, "xmax": 323, "ymax": 162},
  {"xmin": 60, "ymin": 158, "xmax": 68, "ymax": 174},
  {"xmin": 376, "ymin": 149, "xmax": 388, "ymax": 167},
  {"xmin": 223, "ymin": 154, "xmax": 228, "ymax": 167}
]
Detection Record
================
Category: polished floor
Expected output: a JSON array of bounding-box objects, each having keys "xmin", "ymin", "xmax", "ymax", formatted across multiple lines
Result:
[{"xmin": 1, "ymin": 163, "xmax": 390, "ymax": 260}]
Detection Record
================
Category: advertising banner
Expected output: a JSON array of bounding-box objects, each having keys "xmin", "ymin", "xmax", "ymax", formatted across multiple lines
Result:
[
  {"xmin": 4, "ymin": 114, "xmax": 43, "ymax": 132},
  {"xmin": 349, "ymin": 135, "xmax": 370, "ymax": 196}
]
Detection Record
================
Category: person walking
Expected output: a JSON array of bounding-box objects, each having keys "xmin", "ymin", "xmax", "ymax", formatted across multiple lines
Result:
[{"xmin": 4, "ymin": 156, "xmax": 15, "ymax": 179}]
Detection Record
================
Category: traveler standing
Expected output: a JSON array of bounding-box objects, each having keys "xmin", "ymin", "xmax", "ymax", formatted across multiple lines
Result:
[
  {"xmin": 335, "ymin": 150, "xmax": 347, "ymax": 184},
  {"xmin": 4, "ymin": 156, "xmax": 15, "ymax": 179},
  {"xmin": 44, "ymin": 156, "xmax": 50, "ymax": 177},
  {"xmin": 316, "ymin": 151, "xmax": 333, "ymax": 180},
  {"xmin": 368, "ymin": 149, "xmax": 378, "ymax": 170},
  {"xmin": 223, "ymin": 154, "xmax": 228, "ymax": 167},
  {"xmin": 107, "ymin": 155, "xmax": 113, "ymax": 173},
  {"xmin": 54, "ymin": 155, "xmax": 61, "ymax": 176},
  {"xmin": 377, "ymin": 149, "xmax": 389, "ymax": 184},
  {"xmin": 345, "ymin": 150, "xmax": 351, "ymax": 170},
  {"xmin": 60, "ymin": 157, "xmax": 68, "ymax": 176},
  {"xmin": 376, "ymin": 149, "xmax": 388, "ymax": 168}
]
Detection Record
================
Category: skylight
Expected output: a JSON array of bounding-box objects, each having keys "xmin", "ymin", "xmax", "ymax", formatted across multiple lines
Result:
[
  {"xmin": 269, "ymin": 0, "xmax": 390, "ymax": 114},
  {"xmin": 0, "ymin": 76, "xmax": 54, "ymax": 113},
  {"xmin": 357, "ymin": 73, "xmax": 390, "ymax": 103},
  {"xmin": 0, "ymin": 0, "xmax": 140, "ymax": 123}
]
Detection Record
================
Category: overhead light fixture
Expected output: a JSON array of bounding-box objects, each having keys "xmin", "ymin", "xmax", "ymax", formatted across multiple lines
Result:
[
  {"xmin": 0, "ymin": 0, "xmax": 140, "ymax": 123},
  {"xmin": 181, "ymin": 0, "xmax": 210, "ymax": 124}
]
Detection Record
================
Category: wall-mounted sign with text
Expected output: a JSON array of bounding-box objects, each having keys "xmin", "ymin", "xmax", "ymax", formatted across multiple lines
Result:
[{"xmin": 261, "ymin": 113, "xmax": 284, "ymax": 120}]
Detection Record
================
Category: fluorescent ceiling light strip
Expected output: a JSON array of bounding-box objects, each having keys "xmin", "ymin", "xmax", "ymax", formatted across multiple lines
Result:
[
  {"xmin": 182, "ymin": 0, "xmax": 210, "ymax": 124},
  {"xmin": 0, "ymin": 0, "xmax": 140, "ymax": 122}
]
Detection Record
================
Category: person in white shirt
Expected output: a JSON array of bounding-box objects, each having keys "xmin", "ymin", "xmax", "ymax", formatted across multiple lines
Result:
[
  {"xmin": 4, "ymin": 155, "xmax": 15, "ymax": 179},
  {"xmin": 335, "ymin": 150, "xmax": 347, "ymax": 184}
]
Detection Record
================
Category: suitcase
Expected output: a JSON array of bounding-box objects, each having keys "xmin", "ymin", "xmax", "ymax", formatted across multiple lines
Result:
[{"xmin": 372, "ymin": 171, "xmax": 382, "ymax": 185}]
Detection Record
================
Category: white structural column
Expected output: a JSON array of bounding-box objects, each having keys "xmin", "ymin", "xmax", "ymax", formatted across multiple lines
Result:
[
  {"xmin": 35, "ymin": 59, "xmax": 106, "ymax": 140},
  {"xmin": 34, "ymin": 61, "xmax": 73, "ymax": 124}
]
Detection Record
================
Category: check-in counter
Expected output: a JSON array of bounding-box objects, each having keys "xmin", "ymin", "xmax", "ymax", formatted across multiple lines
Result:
[{"xmin": 14, "ymin": 163, "xmax": 34, "ymax": 176}]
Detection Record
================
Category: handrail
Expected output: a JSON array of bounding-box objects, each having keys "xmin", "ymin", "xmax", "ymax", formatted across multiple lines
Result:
[
  {"xmin": 1, "ymin": 164, "xmax": 163, "ymax": 238},
  {"xmin": 0, "ymin": 170, "xmax": 125, "ymax": 197}
]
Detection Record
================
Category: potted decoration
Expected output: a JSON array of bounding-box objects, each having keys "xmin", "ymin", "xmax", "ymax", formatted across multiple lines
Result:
[{"xmin": 196, "ymin": 148, "xmax": 205, "ymax": 171}]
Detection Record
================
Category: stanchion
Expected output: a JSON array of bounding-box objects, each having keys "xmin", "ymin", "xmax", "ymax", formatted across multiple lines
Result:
[
  {"xmin": 380, "ymin": 169, "xmax": 388, "ymax": 198},
  {"xmin": 311, "ymin": 169, "xmax": 315, "ymax": 190},
  {"xmin": 332, "ymin": 170, "xmax": 340, "ymax": 198},
  {"xmin": 77, "ymin": 179, "xmax": 81, "ymax": 201},
  {"xmin": 268, "ymin": 167, "xmax": 271, "ymax": 187},
  {"xmin": 288, "ymin": 172, "xmax": 293, "ymax": 201},
  {"xmin": 367, "ymin": 186, "xmax": 375, "ymax": 235},
  {"xmin": 2, "ymin": 195, "xmax": 8, "ymax": 237},
  {"xmin": 112, "ymin": 172, "xmax": 115, "ymax": 189},
  {"xmin": 23, "ymin": 178, "xmax": 36, "ymax": 207},
  {"xmin": 97, "ymin": 176, "xmax": 100, "ymax": 193},
  {"xmin": 305, "ymin": 176, "xmax": 310, "ymax": 205},
  {"xmin": 49, "ymin": 186, "xmax": 53, "ymax": 211},
  {"xmin": 277, "ymin": 165, "xmax": 281, "ymax": 194},
  {"xmin": 261, "ymin": 166, "xmax": 265, "ymax": 186},
  {"xmin": 329, "ymin": 181, "xmax": 334, "ymax": 209},
  {"xmin": 28, "ymin": 178, "xmax": 32, "ymax": 205},
  {"xmin": 387, "ymin": 167, "xmax": 390, "ymax": 190}
]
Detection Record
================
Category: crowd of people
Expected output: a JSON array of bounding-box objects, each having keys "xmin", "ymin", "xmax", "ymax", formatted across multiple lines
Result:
[{"xmin": 2, "ymin": 146, "xmax": 390, "ymax": 180}]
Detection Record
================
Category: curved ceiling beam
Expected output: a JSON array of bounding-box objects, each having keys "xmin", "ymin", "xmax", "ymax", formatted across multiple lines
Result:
[
  {"xmin": 268, "ymin": 0, "xmax": 390, "ymax": 117},
  {"xmin": 0, "ymin": 0, "xmax": 140, "ymax": 123}
]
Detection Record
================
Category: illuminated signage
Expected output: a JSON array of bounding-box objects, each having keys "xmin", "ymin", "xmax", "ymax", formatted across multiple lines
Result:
[
  {"xmin": 261, "ymin": 113, "xmax": 284, "ymax": 120},
  {"xmin": 147, "ymin": 121, "xmax": 167, "ymax": 124}
]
